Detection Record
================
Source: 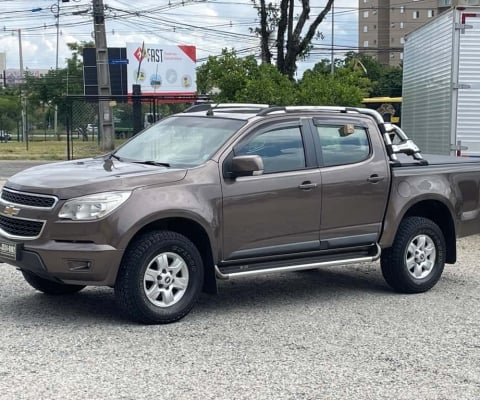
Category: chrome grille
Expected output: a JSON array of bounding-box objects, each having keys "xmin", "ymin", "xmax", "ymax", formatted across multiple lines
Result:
[
  {"xmin": 1, "ymin": 188, "xmax": 56, "ymax": 208},
  {"xmin": 0, "ymin": 215, "xmax": 44, "ymax": 238}
]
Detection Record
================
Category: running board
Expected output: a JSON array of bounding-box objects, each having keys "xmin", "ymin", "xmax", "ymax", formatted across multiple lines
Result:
[{"xmin": 215, "ymin": 244, "xmax": 381, "ymax": 280}]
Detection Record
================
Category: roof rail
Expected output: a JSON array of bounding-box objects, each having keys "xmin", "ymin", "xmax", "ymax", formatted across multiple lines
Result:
[
  {"xmin": 256, "ymin": 105, "xmax": 385, "ymax": 124},
  {"xmin": 183, "ymin": 104, "xmax": 212, "ymax": 113},
  {"xmin": 183, "ymin": 103, "xmax": 270, "ymax": 115}
]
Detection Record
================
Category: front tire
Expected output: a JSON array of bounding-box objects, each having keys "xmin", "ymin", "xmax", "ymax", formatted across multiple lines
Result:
[
  {"xmin": 381, "ymin": 216, "xmax": 446, "ymax": 293},
  {"xmin": 21, "ymin": 270, "xmax": 86, "ymax": 295},
  {"xmin": 115, "ymin": 230, "xmax": 204, "ymax": 324}
]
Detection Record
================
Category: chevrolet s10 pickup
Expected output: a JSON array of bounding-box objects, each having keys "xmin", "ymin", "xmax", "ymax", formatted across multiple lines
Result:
[{"xmin": 1, "ymin": 104, "xmax": 480, "ymax": 324}]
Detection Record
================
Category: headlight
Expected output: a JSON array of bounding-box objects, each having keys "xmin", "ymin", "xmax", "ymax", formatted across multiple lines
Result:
[{"xmin": 58, "ymin": 191, "xmax": 131, "ymax": 221}]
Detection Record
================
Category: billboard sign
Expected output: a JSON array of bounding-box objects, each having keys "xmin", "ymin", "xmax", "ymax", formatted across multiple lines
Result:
[{"xmin": 126, "ymin": 43, "xmax": 196, "ymax": 95}]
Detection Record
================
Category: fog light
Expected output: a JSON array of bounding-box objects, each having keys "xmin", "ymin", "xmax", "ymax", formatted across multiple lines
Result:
[{"xmin": 67, "ymin": 260, "xmax": 92, "ymax": 271}]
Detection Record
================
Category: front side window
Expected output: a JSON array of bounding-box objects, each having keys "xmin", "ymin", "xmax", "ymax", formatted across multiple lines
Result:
[
  {"xmin": 235, "ymin": 126, "xmax": 306, "ymax": 174},
  {"xmin": 114, "ymin": 116, "xmax": 245, "ymax": 167},
  {"xmin": 315, "ymin": 124, "xmax": 370, "ymax": 167}
]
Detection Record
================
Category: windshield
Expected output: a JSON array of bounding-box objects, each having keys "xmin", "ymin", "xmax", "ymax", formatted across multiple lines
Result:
[{"xmin": 114, "ymin": 116, "xmax": 246, "ymax": 167}]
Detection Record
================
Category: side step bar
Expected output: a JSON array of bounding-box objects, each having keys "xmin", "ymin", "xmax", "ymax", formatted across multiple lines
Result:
[{"xmin": 215, "ymin": 244, "xmax": 381, "ymax": 280}]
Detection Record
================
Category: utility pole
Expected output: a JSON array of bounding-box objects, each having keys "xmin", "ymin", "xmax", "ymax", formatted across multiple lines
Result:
[
  {"xmin": 93, "ymin": 0, "xmax": 114, "ymax": 150},
  {"xmin": 18, "ymin": 29, "xmax": 27, "ymax": 146},
  {"xmin": 330, "ymin": 1, "xmax": 335, "ymax": 75},
  {"xmin": 54, "ymin": 0, "xmax": 59, "ymax": 140}
]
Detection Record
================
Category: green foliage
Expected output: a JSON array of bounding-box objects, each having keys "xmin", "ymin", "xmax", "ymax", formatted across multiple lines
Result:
[
  {"xmin": 196, "ymin": 49, "xmax": 258, "ymax": 101},
  {"xmin": 237, "ymin": 64, "xmax": 296, "ymax": 105},
  {"xmin": 196, "ymin": 50, "xmax": 378, "ymax": 106},
  {"xmin": 343, "ymin": 52, "xmax": 403, "ymax": 97},
  {"xmin": 0, "ymin": 93, "xmax": 21, "ymax": 133},
  {"xmin": 297, "ymin": 70, "xmax": 367, "ymax": 106},
  {"xmin": 371, "ymin": 67, "xmax": 403, "ymax": 97}
]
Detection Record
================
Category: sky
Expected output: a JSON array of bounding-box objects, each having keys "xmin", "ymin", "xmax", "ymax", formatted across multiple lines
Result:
[{"xmin": 0, "ymin": 0, "xmax": 359, "ymax": 76}]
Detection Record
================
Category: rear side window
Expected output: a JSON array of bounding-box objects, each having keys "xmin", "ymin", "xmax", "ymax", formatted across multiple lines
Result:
[
  {"xmin": 315, "ymin": 125, "xmax": 370, "ymax": 167},
  {"xmin": 235, "ymin": 126, "xmax": 306, "ymax": 174}
]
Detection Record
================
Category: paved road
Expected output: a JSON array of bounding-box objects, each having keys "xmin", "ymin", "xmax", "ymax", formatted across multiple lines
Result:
[{"xmin": 0, "ymin": 237, "xmax": 479, "ymax": 399}]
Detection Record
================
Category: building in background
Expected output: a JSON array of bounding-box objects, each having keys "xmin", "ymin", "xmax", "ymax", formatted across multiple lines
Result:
[
  {"xmin": 358, "ymin": 0, "xmax": 453, "ymax": 66},
  {"xmin": 3, "ymin": 68, "xmax": 49, "ymax": 86}
]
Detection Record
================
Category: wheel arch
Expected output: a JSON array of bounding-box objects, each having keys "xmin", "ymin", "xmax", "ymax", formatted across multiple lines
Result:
[
  {"xmin": 399, "ymin": 200, "xmax": 456, "ymax": 264},
  {"xmin": 121, "ymin": 217, "xmax": 218, "ymax": 294}
]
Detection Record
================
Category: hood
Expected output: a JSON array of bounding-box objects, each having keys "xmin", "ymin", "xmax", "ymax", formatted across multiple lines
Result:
[{"xmin": 4, "ymin": 157, "xmax": 187, "ymax": 199}]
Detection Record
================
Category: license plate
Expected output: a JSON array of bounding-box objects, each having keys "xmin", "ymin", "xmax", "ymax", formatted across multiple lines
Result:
[{"xmin": 0, "ymin": 240, "xmax": 19, "ymax": 260}]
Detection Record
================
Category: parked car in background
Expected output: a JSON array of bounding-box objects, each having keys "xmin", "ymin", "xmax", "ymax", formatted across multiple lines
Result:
[
  {"xmin": 0, "ymin": 131, "xmax": 11, "ymax": 142},
  {"xmin": 86, "ymin": 124, "xmax": 98, "ymax": 134}
]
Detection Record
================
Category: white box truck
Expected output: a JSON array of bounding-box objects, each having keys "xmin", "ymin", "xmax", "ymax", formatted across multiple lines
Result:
[{"xmin": 402, "ymin": 4, "xmax": 480, "ymax": 156}]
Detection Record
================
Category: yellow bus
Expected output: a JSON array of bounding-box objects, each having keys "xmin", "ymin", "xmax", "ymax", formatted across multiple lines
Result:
[{"xmin": 362, "ymin": 97, "xmax": 402, "ymax": 126}]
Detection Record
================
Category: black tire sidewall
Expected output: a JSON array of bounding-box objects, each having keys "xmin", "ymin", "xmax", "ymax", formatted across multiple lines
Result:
[
  {"xmin": 116, "ymin": 231, "xmax": 204, "ymax": 323},
  {"xmin": 382, "ymin": 217, "xmax": 446, "ymax": 293}
]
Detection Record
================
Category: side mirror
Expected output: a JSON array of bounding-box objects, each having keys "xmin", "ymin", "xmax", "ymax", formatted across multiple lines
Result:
[{"xmin": 230, "ymin": 155, "xmax": 264, "ymax": 177}]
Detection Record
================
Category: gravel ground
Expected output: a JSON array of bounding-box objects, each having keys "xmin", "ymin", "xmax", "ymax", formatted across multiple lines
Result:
[{"xmin": 0, "ymin": 236, "xmax": 479, "ymax": 399}]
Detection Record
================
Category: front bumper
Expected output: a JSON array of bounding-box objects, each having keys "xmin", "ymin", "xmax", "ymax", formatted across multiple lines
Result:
[
  {"xmin": 0, "ymin": 187, "xmax": 128, "ymax": 286},
  {"xmin": 0, "ymin": 240, "xmax": 123, "ymax": 286}
]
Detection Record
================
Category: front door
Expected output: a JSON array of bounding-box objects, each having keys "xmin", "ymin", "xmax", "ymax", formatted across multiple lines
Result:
[{"xmin": 221, "ymin": 120, "xmax": 322, "ymax": 261}]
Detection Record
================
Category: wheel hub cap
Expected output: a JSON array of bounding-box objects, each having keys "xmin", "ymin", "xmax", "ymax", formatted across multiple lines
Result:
[
  {"xmin": 143, "ymin": 252, "xmax": 189, "ymax": 308},
  {"xmin": 406, "ymin": 234, "xmax": 436, "ymax": 280}
]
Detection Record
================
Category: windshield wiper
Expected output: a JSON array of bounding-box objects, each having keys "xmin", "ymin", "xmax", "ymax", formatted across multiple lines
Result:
[
  {"xmin": 105, "ymin": 153, "xmax": 122, "ymax": 161},
  {"xmin": 133, "ymin": 160, "xmax": 171, "ymax": 167}
]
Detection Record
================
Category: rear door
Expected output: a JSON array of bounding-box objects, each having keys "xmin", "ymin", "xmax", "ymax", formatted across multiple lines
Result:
[
  {"xmin": 220, "ymin": 118, "xmax": 322, "ymax": 261},
  {"xmin": 311, "ymin": 117, "xmax": 391, "ymax": 249}
]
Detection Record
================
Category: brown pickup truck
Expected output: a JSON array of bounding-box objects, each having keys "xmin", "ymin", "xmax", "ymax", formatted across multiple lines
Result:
[{"xmin": 1, "ymin": 104, "xmax": 480, "ymax": 324}]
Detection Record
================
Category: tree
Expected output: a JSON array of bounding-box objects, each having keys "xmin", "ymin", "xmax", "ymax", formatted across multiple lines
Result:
[
  {"xmin": 237, "ymin": 63, "xmax": 296, "ymax": 105},
  {"xmin": 197, "ymin": 50, "xmax": 374, "ymax": 106},
  {"xmin": 343, "ymin": 52, "xmax": 403, "ymax": 97},
  {"xmin": 21, "ymin": 41, "xmax": 94, "ymax": 139},
  {"xmin": 297, "ymin": 68, "xmax": 370, "ymax": 106},
  {"xmin": 252, "ymin": 0, "xmax": 334, "ymax": 79},
  {"xmin": 0, "ymin": 94, "xmax": 21, "ymax": 135},
  {"xmin": 196, "ymin": 49, "xmax": 259, "ymax": 102},
  {"xmin": 344, "ymin": 52, "xmax": 383, "ymax": 83},
  {"xmin": 371, "ymin": 67, "xmax": 403, "ymax": 97}
]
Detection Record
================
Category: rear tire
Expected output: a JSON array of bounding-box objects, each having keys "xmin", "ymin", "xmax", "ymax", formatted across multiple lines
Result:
[
  {"xmin": 115, "ymin": 230, "xmax": 204, "ymax": 324},
  {"xmin": 381, "ymin": 216, "xmax": 445, "ymax": 293},
  {"xmin": 22, "ymin": 270, "xmax": 85, "ymax": 295}
]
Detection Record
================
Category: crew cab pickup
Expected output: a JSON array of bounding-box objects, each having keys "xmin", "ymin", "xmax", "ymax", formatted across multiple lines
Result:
[{"xmin": 1, "ymin": 104, "xmax": 480, "ymax": 324}]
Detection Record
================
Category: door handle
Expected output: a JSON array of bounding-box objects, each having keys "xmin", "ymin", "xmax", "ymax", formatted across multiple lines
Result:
[
  {"xmin": 367, "ymin": 174, "xmax": 385, "ymax": 183},
  {"xmin": 298, "ymin": 181, "xmax": 318, "ymax": 190}
]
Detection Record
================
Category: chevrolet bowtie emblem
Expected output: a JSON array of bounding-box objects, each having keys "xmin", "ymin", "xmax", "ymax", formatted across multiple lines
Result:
[{"xmin": 3, "ymin": 205, "xmax": 20, "ymax": 216}]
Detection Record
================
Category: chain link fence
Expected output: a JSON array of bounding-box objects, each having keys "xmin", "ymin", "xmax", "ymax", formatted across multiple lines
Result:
[
  {"xmin": 11, "ymin": 95, "xmax": 196, "ymax": 160},
  {"xmin": 63, "ymin": 95, "xmax": 194, "ymax": 159}
]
